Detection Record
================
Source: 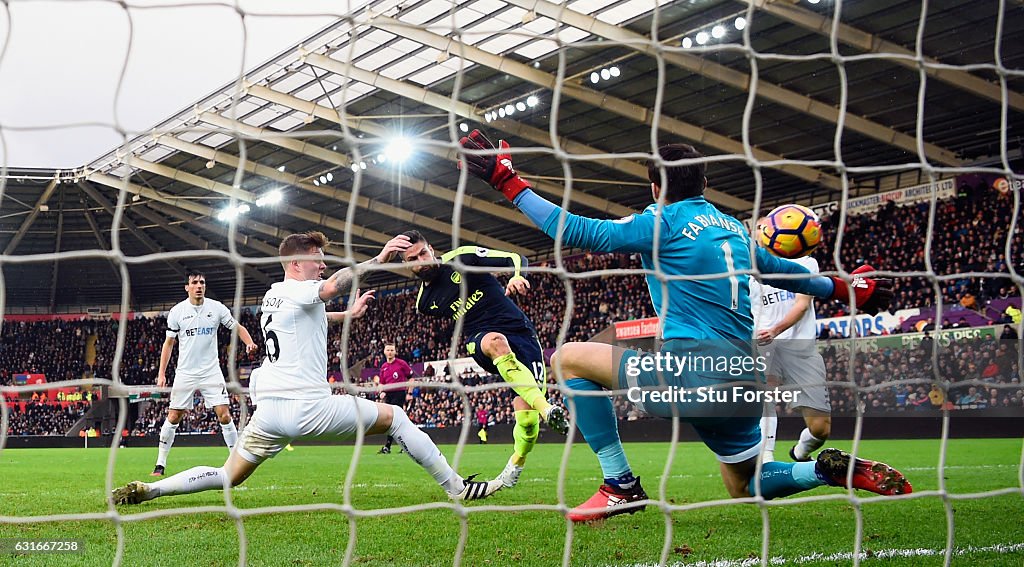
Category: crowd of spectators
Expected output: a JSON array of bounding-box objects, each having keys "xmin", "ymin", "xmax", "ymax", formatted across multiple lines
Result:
[
  {"xmin": 810, "ymin": 333, "xmax": 1023, "ymax": 415},
  {"xmin": 813, "ymin": 190, "xmax": 1023, "ymax": 319},
  {"xmin": 5, "ymin": 188, "xmax": 1024, "ymax": 434},
  {"xmin": 5, "ymin": 400, "xmax": 90, "ymax": 436},
  {"xmin": 0, "ymin": 319, "xmax": 92, "ymax": 387}
]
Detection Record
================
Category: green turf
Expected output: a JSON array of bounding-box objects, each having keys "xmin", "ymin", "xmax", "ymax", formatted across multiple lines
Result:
[{"xmin": 0, "ymin": 438, "xmax": 1022, "ymax": 566}]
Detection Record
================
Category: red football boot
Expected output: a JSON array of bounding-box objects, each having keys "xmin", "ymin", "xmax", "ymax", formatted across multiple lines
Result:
[
  {"xmin": 816, "ymin": 448, "xmax": 913, "ymax": 495},
  {"xmin": 567, "ymin": 481, "xmax": 648, "ymax": 522}
]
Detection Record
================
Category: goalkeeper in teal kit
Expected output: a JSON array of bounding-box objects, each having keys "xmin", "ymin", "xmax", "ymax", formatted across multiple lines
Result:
[{"xmin": 458, "ymin": 131, "xmax": 912, "ymax": 522}]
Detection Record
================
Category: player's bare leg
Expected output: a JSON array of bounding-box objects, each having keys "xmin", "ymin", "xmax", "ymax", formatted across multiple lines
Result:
[
  {"xmin": 721, "ymin": 458, "xmax": 760, "ymax": 498},
  {"xmin": 368, "ymin": 402, "xmax": 502, "ymax": 501},
  {"xmin": 153, "ymin": 407, "xmax": 185, "ymax": 476}
]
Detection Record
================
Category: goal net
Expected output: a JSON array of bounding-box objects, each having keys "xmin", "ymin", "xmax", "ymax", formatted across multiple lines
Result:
[{"xmin": 1, "ymin": 0, "xmax": 1022, "ymax": 565}]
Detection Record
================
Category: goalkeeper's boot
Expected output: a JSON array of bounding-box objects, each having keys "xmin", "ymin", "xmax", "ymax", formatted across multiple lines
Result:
[
  {"xmin": 497, "ymin": 458, "xmax": 524, "ymax": 488},
  {"xmin": 451, "ymin": 474, "xmax": 503, "ymax": 501},
  {"xmin": 815, "ymin": 448, "xmax": 912, "ymax": 495},
  {"xmin": 112, "ymin": 481, "xmax": 151, "ymax": 505},
  {"xmin": 150, "ymin": 465, "xmax": 165, "ymax": 477},
  {"xmin": 543, "ymin": 405, "xmax": 569, "ymax": 435},
  {"xmin": 567, "ymin": 479, "xmax": 648, "ymax": 522}
]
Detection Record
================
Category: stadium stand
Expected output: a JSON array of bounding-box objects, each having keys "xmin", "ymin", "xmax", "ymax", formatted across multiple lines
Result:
[
  {"xmin": 815, "ymin": 190, "xmax": 1023, "ymax": 320},
  {"xmin": 4, "ymin": 191, "xmax": 1023, "ymax": 435}
]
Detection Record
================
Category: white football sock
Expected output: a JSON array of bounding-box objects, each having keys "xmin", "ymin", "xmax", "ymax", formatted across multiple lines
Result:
[
  {"xmin": 794, "ymin": 428, "xmax": 825, "ymax": 461},
  {"xmin": 156, "ymin": 419, "xmax": 179, "ymax": 468},
  {"xmin": 760, "ymin": 407, "xmax": 778, "ymax": 456},
  {"xmin": 147, "ymin": 466, "xmax": 228, "ymax": 500},
  {"xmin": 388, "ymin": 407, "xmax": 463, "ymax": 496},
  {"xmin": 220, "ymin": 421, "xmax": 238, "ymax": 449}
]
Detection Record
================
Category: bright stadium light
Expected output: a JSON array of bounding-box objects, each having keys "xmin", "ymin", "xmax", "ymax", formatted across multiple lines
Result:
[
  {"xmin": 696, "ymin": 31, "xmax": 709, "ymax": 45},
  {"xmin": 682, "ymin": 37, "xmax": 693, "ymax": 48},
  {"xmin": 326, "ymin": 172, "xmax": 333, "ymax": 182},
  {"xmin": 313, "ymin": 179, "xmax": 320, "ymax": 186},
  {"xmin": 712, "ymin": 25, "xmax": 725, "ymax": 39},
  {"xmin": 216, "ymin": 203, "xmax": 250, "ymax": 222},
  {"xmin": 735, "ymin": 16, "xmax": 747, "ymax": 30},
  {"xmin": 516, "ymin": 102, "xmax": 526, "ymax": 112},
  {"xmin": 255, "ymin": 189, "xmax": 282, "ymax": 207},
  {"xmin": 808, "ymin": 0, "xmax": 820, "ymax": 3},
  {"xmin": 526, "ymin": 95, "xmax": 539, "ymax": 107},
  {"xmin": 504, "ymin": 104, "xmax": 515, "ymax": 115},
  {"xmin": 609, "ymin": 66, "xmax": 620, "ymax": 77},
  {"xmin": 384, "ymin": 137, "xmax": 412, "ymax": 164},
  {"xmin": 319, "ymin": 175, "xmax": 327, "ymax": 184},
  {"xmin": 601, "ymin": 68, "xmax": 611, "ymax": 80},
  {"xmin": 277, "ymin": 165, "xmax": 286, "ymax": 172},
  {"xmin": 498, "ymin": 107, "xmax": 506, "ymax": 118},
  {"xmin": 459, "ymin": 122, "xmax": 469, "ymax": 132},
  {"xmin": 351, "ymin": 163, "xmax": 359, "ymax": 172},
  {"xmin": 359, "ymin": 161, "xmax": 367, "ymax": 170},
  {"xmin": 378, "ymin": 153, "xmax": 386, "ymax": 163},
  {"xmin": 590, "ymin": 71, "xmax": 599, "ymax": 83}
]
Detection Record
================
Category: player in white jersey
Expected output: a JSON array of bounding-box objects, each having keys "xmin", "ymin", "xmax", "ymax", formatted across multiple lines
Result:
[
  {"xmin": 750, "ymin": 220, "xmax": 831, "ymax": 463},
  {"xmin": 151, "ymin": 272, "xmax": 259, "ymax": 476},
  {"xmin": 115, "ymin": 231, "xmax": 502, "ymax": 506}
]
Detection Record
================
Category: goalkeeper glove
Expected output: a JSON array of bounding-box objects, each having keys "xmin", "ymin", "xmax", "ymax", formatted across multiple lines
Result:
[
  {"xmin": 828, "ymin": 265, "xmax": 894, "ymax": 316},
  {"xmin": 458, "ymin": 129, "xmax": 531, "ymax": 201}
]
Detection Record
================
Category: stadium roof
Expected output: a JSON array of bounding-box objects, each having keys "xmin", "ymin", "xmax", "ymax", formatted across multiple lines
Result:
[{"xmin": 1, "ymin": 0, "xmax": 1022, "ymax": 310}]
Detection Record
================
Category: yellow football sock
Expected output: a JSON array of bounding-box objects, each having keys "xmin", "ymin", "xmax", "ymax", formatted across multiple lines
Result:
[
  {"xmin": 493, "ymin": 352, "xmax": 551, "ymax": 414},
  {"xmin": 512, "ymin": 409, "xmax": 540, "ymax": 466}
]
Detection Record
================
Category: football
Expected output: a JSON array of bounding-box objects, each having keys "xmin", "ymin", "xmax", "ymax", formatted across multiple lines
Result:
[{"xmin": 759, "ymin": 204, "xmax": 822, "ymax": 259}]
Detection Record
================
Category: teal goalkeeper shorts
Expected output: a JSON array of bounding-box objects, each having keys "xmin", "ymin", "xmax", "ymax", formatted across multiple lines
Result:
[{"xmin": 616, "ymin": 338, "xmax": 763, "ymax": 464}]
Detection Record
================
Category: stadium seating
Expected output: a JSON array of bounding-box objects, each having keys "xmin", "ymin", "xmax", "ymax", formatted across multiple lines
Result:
[{"xmin": 4, "ymin": 191, "xmax": 1022, "ymax": 434}]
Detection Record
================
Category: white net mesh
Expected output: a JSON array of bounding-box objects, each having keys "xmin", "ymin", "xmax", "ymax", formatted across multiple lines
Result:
[{"xmin": 1, "ymin": 0, "xmax": 1023, "ymax": 565}]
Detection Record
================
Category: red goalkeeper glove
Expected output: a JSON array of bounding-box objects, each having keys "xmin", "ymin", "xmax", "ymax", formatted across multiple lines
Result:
[
  {"xmin": 458, "ymin": 129, "xmax": 531, "ymax": 201},
  {"xmin": 828, "ymin": 265, "xmax": 894, "ymax": 316}
]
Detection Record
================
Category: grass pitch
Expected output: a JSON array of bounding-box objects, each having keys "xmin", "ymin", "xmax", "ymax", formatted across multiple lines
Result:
[{"xmin": 1, "ymin": 438, "xmax": 1022, "ymax": 566}]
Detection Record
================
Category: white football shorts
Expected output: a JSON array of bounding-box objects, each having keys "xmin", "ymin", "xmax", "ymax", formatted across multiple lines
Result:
[
  {"xmin": 760, "ymin": 342, "xmax": 830, "ymax": 413},
  {"xmin": 170, "ymin": 372, "xmax": 229, "ymax": 410},
  {"xmin": 236, "ymin": 395, "xmax": 380, "ymax": 464}
]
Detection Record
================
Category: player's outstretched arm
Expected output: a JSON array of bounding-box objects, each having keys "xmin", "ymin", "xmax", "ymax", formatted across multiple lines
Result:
[
  {"xmin": 756, "ymin": 248, "xmax": 893, "ymax": 315},
  {"xmin": 458, "ymin": 130, "xmax": 652, "ymax": 253},
  {"xmin": 319, "ymin": 237, "xmax": 410, "ymax": 302}
]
